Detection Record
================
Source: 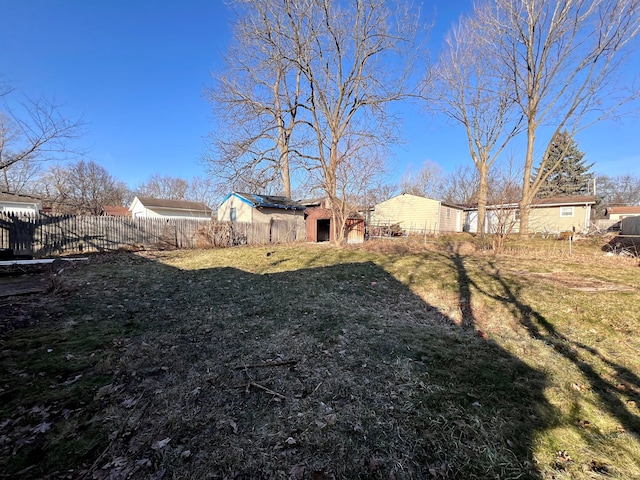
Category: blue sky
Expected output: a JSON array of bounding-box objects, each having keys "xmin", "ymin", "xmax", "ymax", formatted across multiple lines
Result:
[{"xmin": 1, "ymin": 0, "xmax": 638, "ymax": 192}]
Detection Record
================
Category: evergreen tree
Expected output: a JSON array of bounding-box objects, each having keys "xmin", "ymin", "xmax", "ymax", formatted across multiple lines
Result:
[{"xmin": 534, "ymin": 131, "xmax": 594, "ymax": 198}]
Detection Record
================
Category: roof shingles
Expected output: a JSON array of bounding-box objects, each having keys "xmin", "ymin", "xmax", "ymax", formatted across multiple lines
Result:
[
  {"xmin": 233, "ymin": 192, "xmax": 305, "ymax": 210},
  {"xmin": 135, "ymin": 196, "xmax": 213, "ymax": 214}
]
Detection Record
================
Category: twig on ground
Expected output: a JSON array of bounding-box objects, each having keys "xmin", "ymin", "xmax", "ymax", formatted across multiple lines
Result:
[
  {"xmin": 233, "ymin": 359, "xmax": 298, "ymax": 370},
  {"xmin": 233, "ymin": 381, "xmax": 286, "ymax": 400}
]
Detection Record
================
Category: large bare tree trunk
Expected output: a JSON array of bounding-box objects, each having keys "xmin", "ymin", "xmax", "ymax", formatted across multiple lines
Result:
[{"xmin": 476, "ymin": 163, "xmax": 489, "ymax": 235}]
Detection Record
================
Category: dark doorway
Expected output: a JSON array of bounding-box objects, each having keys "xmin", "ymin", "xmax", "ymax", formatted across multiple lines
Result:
[{"xmin": 317, "ymin": 219, "xmax": 331, "ymax": 242}]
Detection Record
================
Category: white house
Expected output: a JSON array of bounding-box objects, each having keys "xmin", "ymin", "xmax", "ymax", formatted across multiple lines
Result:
[
  {"xmin": 129, "ymin": 196, "xmax": 213, "ymax": 219},
  {"xmin": 217, "ymin": 192, "xmax": 306, "ymax": 223},
  {"xmin": 0, "ymin": 192, "xmax": 42, "ymax": 215}
]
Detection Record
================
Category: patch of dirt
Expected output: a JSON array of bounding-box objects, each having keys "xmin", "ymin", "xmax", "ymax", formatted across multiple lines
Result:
[{"xmin": 517, "ymin": 271, "xmax": 637, "ymax": 292}]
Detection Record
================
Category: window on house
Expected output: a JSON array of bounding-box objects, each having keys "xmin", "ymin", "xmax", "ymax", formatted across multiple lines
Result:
[
  {"xmin": 446, "ymin": 207, "xmax": 451, "ymax": 219},
  {"xmin": 560, "ymin": 207, "xmax": 574, "ymax": 217},
  {"xmin": 514, "ymin": 210, "xmax": 520, "ymax": 221},
  {"xmin": 230, "ymin": 207, "xmax": 237, "ymax": 222}
]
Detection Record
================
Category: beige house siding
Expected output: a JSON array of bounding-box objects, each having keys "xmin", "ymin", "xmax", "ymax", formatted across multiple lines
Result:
[
  {"xmin": 251, "ymin": 207, "xmax": 304, "ymax": 223},
  {"xmin": 374, "ymin": 194, "xmax": 441, "ymax": 233},
  {"xmin": 466, "ymin": 198, "xmax": 595, "ymax": 234},
  {"xmin": 609, "ymin": 213, "xmax": 640, "ymax": 221},
  {"xmin": 528, "ymin": 205, "xmax": 591, "ymax": 232},
  {"xmin": 439, "ymin": 205, "xmax": 464, "ymax": 233}
]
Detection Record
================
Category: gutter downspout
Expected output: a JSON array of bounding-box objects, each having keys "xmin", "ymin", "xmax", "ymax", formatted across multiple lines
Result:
[{"xmin": 584, "ymin": 203, "xmax": 590, "ymax": 233}]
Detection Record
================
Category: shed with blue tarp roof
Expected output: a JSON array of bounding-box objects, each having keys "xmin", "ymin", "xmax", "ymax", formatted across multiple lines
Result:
[{"xmin": 217, "ymin": 192, "xmax": 306, "ymax": 223}]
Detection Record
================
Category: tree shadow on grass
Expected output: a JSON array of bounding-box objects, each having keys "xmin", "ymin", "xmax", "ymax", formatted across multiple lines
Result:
[
  {"xmin": 475, "ymin": 259, "xmax": 640, "ymax": 435},
  {"xmin": 435, "ymin": 241, "xmax": 640, "ymax": 473},
  {"xmin": 0, "ymin": 252, "xmax": 551, "ymax": 479}
]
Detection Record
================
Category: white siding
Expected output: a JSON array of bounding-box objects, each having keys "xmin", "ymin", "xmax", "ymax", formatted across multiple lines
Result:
[
  {"xmin": 0, "ymin": 203, "xmax": 40, "ymax": 215},
  {"xmin": 130, "ymin": 197, "xmax": 211, "ymax": 220}
]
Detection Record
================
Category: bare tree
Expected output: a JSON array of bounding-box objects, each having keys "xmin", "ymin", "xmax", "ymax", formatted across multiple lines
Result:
[
  {"xmin": 485, "ymin": 159, "xmax": 523, "ymax": 253},
  {"xmin": 0, "ymin": 75, "xmax": 12, "ymax": 98},
  {"xmin": 307, "ymin": 135, "xmax": 389, "ymax": 242},
  {"xmin": 475, "ymin": 0, "xmax": 640, "ymax": 237},
  {"xmin": 440, "ymin": 164, "xmax": 480, "ymax": 206},
  {"xmin": 297, "ymin": 0, "xmax": 423, "ymax": 243},
  {"xmin": 41, "ymin": 160, "xmax": 129, "ymax": 215},
  {"xmin": 0, "ymin": 91, "xmax": 84, "ymax": 173},
  {"xmin": 0, "ymin": 111, "xmax": 40, "ymax": 193},
  {"xmin": 1, "ymin": 157, "xmax": 41, "ymax": 194},
  {"xmin": 399, "ymin": 160, "xmax": 444, "ymax": 199},
  {"xmin": 204, "ymin": 0, "xmax": 308, "ymax": 197},
  {"xmin": 207, "ymin": 0, "xmax": 424, "ymax": 243},
  {"xmin": 187, "ymin": 176, "xmax": 224, "ymax": 208},
  {"xmin": 595, "ymin": 173, "xmax": 640, "ymax": 216},
  {"xmin": 427, "ymin": 8, "xmax": 523, "ymax": 236},
  {"xmin": 135, "ymin": 175, "xmax": 189, "ymax": 200}
]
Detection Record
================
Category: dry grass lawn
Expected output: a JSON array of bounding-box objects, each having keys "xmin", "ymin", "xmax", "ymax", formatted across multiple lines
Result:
[{"xmin": 1, "ymin": 236, "xmax": 639, "ymax": 479}]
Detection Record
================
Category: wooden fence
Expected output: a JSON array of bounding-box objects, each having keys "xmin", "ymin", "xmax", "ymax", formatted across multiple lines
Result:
[{"xmin": 0, "ymin": 213, "xmax": 306, "ymax": 257}]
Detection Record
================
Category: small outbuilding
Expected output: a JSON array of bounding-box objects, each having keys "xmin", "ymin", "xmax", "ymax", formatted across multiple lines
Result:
[
  {"xmin": 301, "ymin": 197, "xmax": 365, "ymax": 244},
  {"xmin": 0, "ymin": 192, "xmax": 42, "ymax": 215},
  {"xmin": 372, "ymin": 193, "xmax": 465, "ymax": 235},
  {"xmin": 102, "ymin": 206, "xmax": 131, "ymax": 217},
  {"xmin": 217, "ymin": 192, "xmax": 306, "ymax": 223},
  {"xmin": 605, "ymin": 206, "xmax": 640, "ymax": 221},
  {"xmin": 129, "ymin": 196, "xmax": 213, "ymax": 219}
]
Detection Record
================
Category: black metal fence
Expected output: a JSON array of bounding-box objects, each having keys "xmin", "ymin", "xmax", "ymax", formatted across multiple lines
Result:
[{"xmin": 0, "ymin": 213, "xmax": 306, "ymax": 257}]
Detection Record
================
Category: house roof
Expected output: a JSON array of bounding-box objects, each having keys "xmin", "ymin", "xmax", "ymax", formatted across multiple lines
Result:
[
  {"xmin": 441, "ymin": 201, "xmax": 466, "ymax": 210},
  {"xmin": 605, "ymin": 206, "xmax": 640, "ymax": 215},
  {"xmin": 228, "ymin": 192, "xmax": 306, "ymax": 210},
  {"xmin": 133, "ymin": 196, "xmax": 213, "ymax": 214},
  {"xmin": 531, "ymin": 195, "xmax": 596, "ymax": 206},
  {"xmin": 464, "ymin": 195, "xmax": 596, "ymax": 211},
  {"xmin": 298, "ymin": 197, "xmax": 326, "ymax": 207},
  {"xmin": 102, "ymin": 206, "xmax": 130, "ymax": 216},
  {"xmin": 0, "ymin": 191, "xmax": 42, "ymax": 204}
]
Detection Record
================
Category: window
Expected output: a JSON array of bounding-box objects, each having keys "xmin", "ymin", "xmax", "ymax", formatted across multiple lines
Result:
[
  {"xmin": 514, "ymin": 210, "xmax": 520, "ymax": 221},
  {"xmin": 446, "ymin": 207, "xmax": 451, "ymax": 219},
  {"xmin": 230, "ymin": 207, "xmax": 237, "ymax": 222},
  {"xmin": 560, "ymin": 207, "xmax": 574, "ymax": 217}
]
